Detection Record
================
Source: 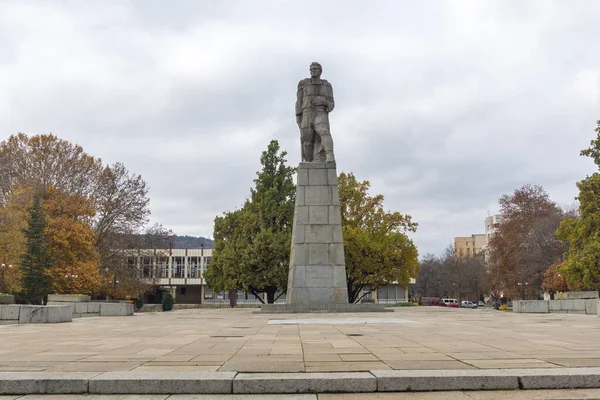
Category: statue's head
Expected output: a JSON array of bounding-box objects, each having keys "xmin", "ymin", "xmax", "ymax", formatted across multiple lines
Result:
[{"xmin": 309, "ymin": 62, "xmax": 322, "ymax": 77}]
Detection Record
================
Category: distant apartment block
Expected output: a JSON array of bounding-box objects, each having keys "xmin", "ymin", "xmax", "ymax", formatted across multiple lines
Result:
[
  {"xmin": 454, "ymin": 214, "xmax": 502, "ymax": 257},
  {"xmin": 485, "ymin": 214, "xmax": 502, "ymax": 242},
  {"xmin": 454, "ymin": 234, "xmax": 486, "ymax": 257}
]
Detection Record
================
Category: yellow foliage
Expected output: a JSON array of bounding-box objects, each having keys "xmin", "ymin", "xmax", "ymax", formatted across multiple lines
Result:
[
  {"xmin": 43, "ymin": 187, "xmax": 102, "ymax": 295},
  {"xmin": 0, "ymin": 187, "xmax": 30, "ymax": 294},
  {"xmin": 0, "ymin": 185, "xmax": 102, "ymax": 295}
]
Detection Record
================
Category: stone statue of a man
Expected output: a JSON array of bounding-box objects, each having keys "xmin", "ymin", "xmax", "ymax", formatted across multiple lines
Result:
[{"xmin": 296, "ymin": 62, "xmax": 336, "ymax": 163}]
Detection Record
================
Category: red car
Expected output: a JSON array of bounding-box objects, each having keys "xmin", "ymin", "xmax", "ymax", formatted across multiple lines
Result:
[{"xmin": 419, "ymin": 297, "xmax": 443, "ymax": 306}]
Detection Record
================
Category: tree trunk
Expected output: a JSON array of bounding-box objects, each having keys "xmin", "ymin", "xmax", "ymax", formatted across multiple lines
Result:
[
  {"xmin": 250, "ymin": 290, "xmax": 265, "ymax": 304},
  {"xmin": 266, "ymin": 289, "xmax": 275, "ymax": 304}
]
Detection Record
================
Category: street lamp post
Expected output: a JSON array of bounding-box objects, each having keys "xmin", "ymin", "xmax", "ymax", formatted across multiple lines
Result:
[
  {"xmin": 1, "ymin": 262, "xmax": 14, "ymax": 294},
  {"xmin": 517, "ymin": 281, "xmax": 529, "ymax": 300},
  {"xmin": 109, "ymin": 277, "xmax": 119, "ymax": 300},
  {"xmin": 64, "ymin": 274, "xmax": 79, "ymax": 295}
]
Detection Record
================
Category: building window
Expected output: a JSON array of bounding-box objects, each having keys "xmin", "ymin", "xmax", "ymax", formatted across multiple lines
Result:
[
  {"xmin": 173, "ymin": 256, "xmax": 185, "ymax": 278},
  {"xmin": 189, "ymin": 257, "xmax": 199, "ymax": 278},
  {"xmin": 142, "ymin": 257, "xmax": 153, "ymax": 277},
  {"xmin": 158, "ymin": 256, "xmax": 168, "ymax": 278}
]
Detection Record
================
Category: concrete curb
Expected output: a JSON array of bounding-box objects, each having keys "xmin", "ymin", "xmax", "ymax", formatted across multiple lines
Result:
[
  {"xmin": 1, "ymin": 368, "xmax": 600, "ymax": 394},
  {"xmin": 373, "ymin": 369, "xmax": 519, "ymax": 391},
  {"xmin": 511, "ymin": 368, "xmax": 600, "ymax": 389},
  {"xmin": 89, "ymin": 371, "xmax": 236, "ymax": 394},
  {"xmin": 0, "ymin": 372, "xmax": 99, "ymax": 394},
  {"xmin": 233, "ymin": 372, "xmax": 376, "ymax": 393}
]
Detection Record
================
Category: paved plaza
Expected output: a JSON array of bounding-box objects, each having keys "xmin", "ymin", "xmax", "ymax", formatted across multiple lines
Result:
[{"xmin": 1, "ymin": 306, "xmax": 600, "ymax": 373}]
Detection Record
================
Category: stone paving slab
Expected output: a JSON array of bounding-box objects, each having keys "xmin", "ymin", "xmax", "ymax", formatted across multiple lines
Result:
[
  {"xmin": 169, "ymin": 396, "xmax": 316, "ymax": 400},
  {"xmin": 513, "ymin": 367, "xmax": 600, "ymax": 389},
  {"xmin": 233, "ymin": 372, "xmax": 375, "ymax": 394},
  {"xmin": 89, "ymin": 372, "xmax": 236, "ymax": 394},
  {"xmin": 6, "ymin": 390, "xmax": 600, "ymax": 399},
  {"xmin": 1, "ymin": 307, "xmax": 600, "ymax": 375},
  {"xmin": 0, "ymin": 372, "xmax": 99, "ymax": 394},
  {"xmin": 320, "ymin": 389, "xmax": 600, "ymax": 399},
  {"xmin": 373, "ymin": 369, "xmax": 518, "ymax": 391},
  {"xmin": 16, "ymin": 396, "xmax": 168, "ymax": 400}
]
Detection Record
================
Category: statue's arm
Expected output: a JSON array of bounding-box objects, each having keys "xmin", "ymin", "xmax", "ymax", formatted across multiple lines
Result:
[
  {"xmin": 295, "ymin": 81, "xmax": 304, "ymax": 116},
  {"xmin": 295, "ymin": 81, "xmax": 304, "ymax": 126},
  {"xmin": 326, "ymin": 82, "xmax": 335, "ymax": 113}
]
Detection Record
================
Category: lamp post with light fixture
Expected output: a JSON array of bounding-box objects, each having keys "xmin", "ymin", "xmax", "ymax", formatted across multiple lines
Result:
[
  {"xmin": 65, "ymin": 273, "xmax": 79, "ymax": 295},
  {"xmin": 1, "ymin": 261, "xmax": 14, "ymax": 294}
]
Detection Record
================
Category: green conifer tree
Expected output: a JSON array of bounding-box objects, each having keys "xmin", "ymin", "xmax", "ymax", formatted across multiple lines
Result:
[{"xmin": 20, "ymin": 194, "xmax": 52, "ymax": 304}]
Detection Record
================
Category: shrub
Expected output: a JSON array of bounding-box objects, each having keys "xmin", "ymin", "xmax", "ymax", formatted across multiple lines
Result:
[
  {"xmin": 162, "ymin": 292, "xmax": 173, "ymax": 311},
  {"xmin": 135, "ymin": 297, "xmax": 144, "ymax": 310}
]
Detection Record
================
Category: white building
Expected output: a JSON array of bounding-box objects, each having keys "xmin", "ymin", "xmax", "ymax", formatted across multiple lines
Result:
[
  {"xmin": 126, "ymin": 248, "xmax": 215, "ymax": 304},
  {"xmin": 129, "ymin": 248, "xmax": 413, "ymax": 304}
]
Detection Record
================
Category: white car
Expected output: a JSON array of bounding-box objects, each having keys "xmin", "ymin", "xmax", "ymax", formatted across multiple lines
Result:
[{"xmin": 461, "ymin": 300, "xmax": 477, "ymax": 309}]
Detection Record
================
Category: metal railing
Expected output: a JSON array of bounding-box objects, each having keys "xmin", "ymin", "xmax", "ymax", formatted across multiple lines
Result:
[
  {"xmin": 375, "ymin": 299, "xmax": 408, "ymax": 304},
  {"xmin": 202, "ymin": 298, "xmax": 286, "ymax": 305}
]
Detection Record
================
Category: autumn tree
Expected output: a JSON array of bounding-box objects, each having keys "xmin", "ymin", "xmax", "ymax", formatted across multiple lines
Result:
[
  {"xmin": 414, "ymin": 254, "xmax": 446, "ymax": 298},
  {"xmin": 488, "ymin": 184, "xmax": 565, "ymax": 299},
  {"xmin": 0, "ymin": 133, "xmax": 102, "ymax": 206},
  {"xmin": 20, "ymin": 194, "xmax": 52, "ymax": 304},
  {"xmin": 101, "ymin": 223, "xmax": 173, "ymax": 299},
  {"xmin": 93, "ymin": 162, "xmax": 150, "ymax": 273},
  {"xmin": 338, "ymin": 172, "xmax": 419, "ymax": 303},
  {"xmin": 414, "ymin": 248, "xmax": 486, "ymax": 301},
  {"xmin": 206, "ymin": 140, "xmax": 295, "ymax": 303},
  {"xmin": 0, "ymin": 187, "xmax": 29, "ymax": 294},
  {"xmin": 442, "ymin": 246, "xmax": 486, "ymax": 302},
  {"xmin": 0, "ymin": 133, "xmax": 152, "ymax": 297},
  {"xmin": 541, "ymin": 262, "xmax": 569, "ymax": 299},
  {"xmin": 557, "ymin": 119, "xmax": 600, "ymax": 294},
  {"xmin": 43, "ymin": 187, "xmax": 102, "ymax": 295}
]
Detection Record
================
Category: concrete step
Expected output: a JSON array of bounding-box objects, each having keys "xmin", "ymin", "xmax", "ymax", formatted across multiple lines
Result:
[{"xmin": 1, "ymin": 368, "xmax": 600, "ymax": 395}]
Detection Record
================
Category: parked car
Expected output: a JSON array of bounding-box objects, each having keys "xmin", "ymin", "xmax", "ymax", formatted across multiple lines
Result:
[
  {"xmin": 478, "ymin": 301, "xmax": 485, "ymax": 307},
  {"xmin": 461, "ymin": 300, "xmax": 477, "ymax": 309},
  {"xmin": 419, "ymin": 297, "xmax": 443, "ymax": 306},
  {"xmin": 441, "ymin": 298, "xmax": 460, "ymax": 308}
]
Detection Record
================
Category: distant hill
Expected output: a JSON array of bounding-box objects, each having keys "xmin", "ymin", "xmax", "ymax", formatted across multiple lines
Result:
[{"xmin": 171, "ymin": 235, "xmax": 214, "ymax": 249}]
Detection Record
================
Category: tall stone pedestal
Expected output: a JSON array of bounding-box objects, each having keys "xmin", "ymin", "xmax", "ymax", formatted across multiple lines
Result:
[
  {"xmin": 261, "ymin": 162, "xmax": 387, "ymax": 313},
  {"xmin": 287, "ymin": 161, "xmax": 348, "ymax": 305}
]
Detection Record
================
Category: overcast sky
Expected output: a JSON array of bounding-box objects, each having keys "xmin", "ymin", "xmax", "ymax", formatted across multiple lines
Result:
[{"xmin": 1, "ymin": 1, "xmax": 599, "ymax": 257}]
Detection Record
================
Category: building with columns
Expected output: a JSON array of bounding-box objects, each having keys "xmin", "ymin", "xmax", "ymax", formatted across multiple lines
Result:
[
  {"xmin": 128, "ymin": 247, "xmax": 413, "ymax": 305},
  {"xmin": 127, "ymin": 248, "xmax": 214, "ymax": 304}
]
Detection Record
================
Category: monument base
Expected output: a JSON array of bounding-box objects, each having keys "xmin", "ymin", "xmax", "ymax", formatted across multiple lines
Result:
[{"xmin": 260, "ymin": 303, "xmax": 390, "ymax": 314}]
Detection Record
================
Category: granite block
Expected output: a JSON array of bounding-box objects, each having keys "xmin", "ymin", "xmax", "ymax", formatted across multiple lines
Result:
[
  {"xmin": 304, "ymin": 186, "xmax": 330, "ymax": 205},
  {"xmin": 0, "ymin": 305, "xmax": 19, "ymax": 321},
  {"xmin": 305, "ymin": 225, "xmax": 332, "ymax": 243},
  {"xmin": 0, "ymin": 372, "xmax": 96, "ymax": 394},
  {"xmin": 308, "ymin": 168, "xmax": 328, "ymax": 185},
  {"xmin": 89, "ymin": 371, "xmax": 235, "ymax": 394},
  {"xmin": 233, "ymin": 372, "xmax": 375, "ymax": 394},
  {"xmin": 372, "ymin": 369, "xmax": 518, "ymax": 391},
  {"xmin": 515, "ymin": 367, "xmax": 600, "ymax": 389},
  {"xmin": 308, "ymin": 206, "xmax": 328, "ymax": 224}
]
